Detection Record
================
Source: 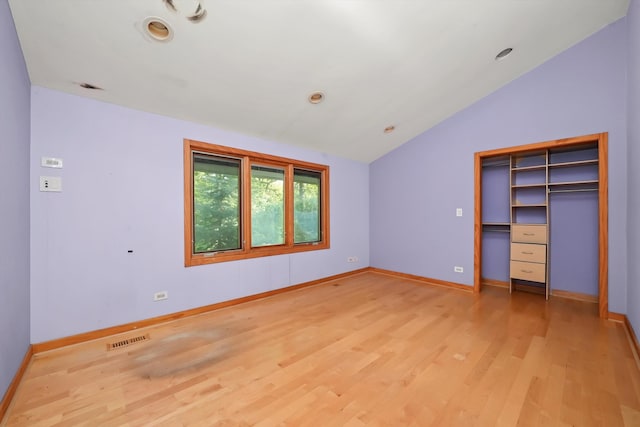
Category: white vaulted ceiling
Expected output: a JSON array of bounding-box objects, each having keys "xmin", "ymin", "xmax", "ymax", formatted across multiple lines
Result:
[{"xmin": 8, "ymin": 0, "xmax": 630, "ymax": 162}]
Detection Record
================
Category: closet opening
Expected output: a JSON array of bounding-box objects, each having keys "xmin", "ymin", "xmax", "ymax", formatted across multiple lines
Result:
[{"xmin": 473, "ymin": 133, "xmax": 608, "ymax": 318}]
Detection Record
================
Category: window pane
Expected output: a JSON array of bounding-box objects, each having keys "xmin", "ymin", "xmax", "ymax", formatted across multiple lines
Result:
[
  {"xmin": 294, "ymin": 169, "xmax": 321, "ymax": 243},
  {"xmin": 251, "ymin": 166, "xmax": 285, "ymax": 247},
  {"xmin": 193, "ymin": 154, "xmax": 241, "ymax": 253}
]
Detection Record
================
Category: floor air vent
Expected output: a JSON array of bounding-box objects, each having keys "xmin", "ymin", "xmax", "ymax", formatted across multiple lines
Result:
[{"xmin": 107, "ymin": 333, "xmax": 150, "ymax": 351}]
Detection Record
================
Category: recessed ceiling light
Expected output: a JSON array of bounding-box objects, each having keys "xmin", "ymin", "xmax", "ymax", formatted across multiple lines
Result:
[
  {"xmin": 143, "ymin": 17, "xmax": 173, "ymax": 42},
  {"xmin": 308, "ymin": 92, "xmax": 325, "ymax": 104},
  {"xmin": 384, "ymin": 126, "xmax": 395, "ymax": 134},
  {"xmin": 495, "ymin": 47, "xmax": 513, "ymax": 60},
  {"xmin": 78, "ymin": 82, "xmax": 103, "ymax": 90}
]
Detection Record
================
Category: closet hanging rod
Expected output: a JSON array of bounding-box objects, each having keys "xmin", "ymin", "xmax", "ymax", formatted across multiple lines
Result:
[
  {"xmin": 482, "ymin": 161, "xmax": 511, "ymax": 168},
  {"xmin": 548, "ymin": 188, "xmax": 598, "ymax": 194}
]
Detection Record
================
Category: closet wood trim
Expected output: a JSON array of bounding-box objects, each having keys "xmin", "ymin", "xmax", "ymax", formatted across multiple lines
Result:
[{"xmin": 598, "ymin": 134, "xmax": 609, "ymax": 318}]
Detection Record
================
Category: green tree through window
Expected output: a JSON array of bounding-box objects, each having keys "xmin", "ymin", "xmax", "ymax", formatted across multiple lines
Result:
[
  {"xmin": 193, "ymin": 155, "xmax": 240, "ymax": 253},
  {"xmin": 294, "ymin": 169, "xmax": 321, "ymax": 243},
  {"xmin": 251, "ymin": 166, "xmax": 285, "ymax": 247}
]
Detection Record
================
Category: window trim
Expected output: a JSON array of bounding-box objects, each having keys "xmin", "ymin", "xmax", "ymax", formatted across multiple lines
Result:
[{"xmin": 184, "ymin": 139, "xmax": 330, "ymax": 266}]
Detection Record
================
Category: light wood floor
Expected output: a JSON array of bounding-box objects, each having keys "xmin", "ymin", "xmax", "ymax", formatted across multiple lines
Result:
[{"xmin": 3, "ymin": 272, "xmax": 640, "ymax": 426}]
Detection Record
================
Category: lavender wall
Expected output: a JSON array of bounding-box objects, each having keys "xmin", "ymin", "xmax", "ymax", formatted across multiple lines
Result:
[
  {"xmin": 627, "ymin": 1, "xmax": 640, "ymax": 336},
  {"xmin": 371, "ymin": 18, "xmax": 628, "ymax": 313},
  {"xmin": 29, "ymin": 87, "xmax": 369, "ymax": 343},
  {"xmin": 0, "ymin": 0, "xmax": 31, "ymax": 402}
]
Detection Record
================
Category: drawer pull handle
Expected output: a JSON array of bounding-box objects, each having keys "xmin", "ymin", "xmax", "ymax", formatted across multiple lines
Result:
[
  {"xmin": 523, "ymin": 233, "xmax": 535, "ymax": 236},
  {"xmin": 521, "ymin": 251, "xmax": 534, "ymax": 255},
  {"xmin": 520, "ymin": 269, "xmax": 533, "ymax": 274}
]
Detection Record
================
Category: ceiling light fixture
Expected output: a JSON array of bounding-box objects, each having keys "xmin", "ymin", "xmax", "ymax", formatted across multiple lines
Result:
[
  {"xmin": 163, "ymin": 0, "xmax": 177, "ymax": 12},
  {"xmin": 143, "ymin": 17, "xmax": 173, "ymax": 42},
  {"xmin": 384, "ymin": 125, "xmax": 395, "ymax": 134},
  {"xmin": 186, "ymin": 3, "xmax": 207, "ymax": 22},
  {"xmin": 308, "ymin": 92, "xmax": 325, "ymax": 104},
  {"xmin": 495, "ymin": 47, "xmax": 513, "ymax": 60},
  {"xmin": 164, "ymin": 0, "xmax": 207, "ymax": 22}
]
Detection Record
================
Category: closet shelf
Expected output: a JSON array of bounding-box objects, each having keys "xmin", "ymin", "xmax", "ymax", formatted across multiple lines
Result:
[
  {"xmin": 511, "ymin": 164, "xmax": 546, "ymax": 172},
  {"xmin": 512, "ymin": 183, "xmax": 547, "ymax": 188},
  {"xmin": 548, "ymin": 159, "xmax": 598, "ymax": 168},
  {"xmin": 547, "ymin": 179, "xmax": 598, "ymax": 186},
  {"xmin": 549, "ymin": 188, "xmax": 597, "ymax": 194},
  {"xmin": 512, "ymin": 203, "xmax": 547, "ymax": 207}
]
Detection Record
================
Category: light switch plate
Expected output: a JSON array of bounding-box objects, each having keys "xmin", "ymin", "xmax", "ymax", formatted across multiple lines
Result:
[
  {"xmin": 41, "ymin": 157, "xmax": 63, "ymax": 168},
  {"xmin": 456, "ymin": 208, "xmax": 463, "ymax": 217}
]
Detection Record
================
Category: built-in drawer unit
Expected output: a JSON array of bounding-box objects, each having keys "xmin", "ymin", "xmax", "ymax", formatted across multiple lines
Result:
[
  {"xmin": 510, "ymin": 243, "xmax": 546, "ymax": 263},
  {"xmin": 510, "ymin": 260, "xmax": 546, "ymax": 283},
  {"xmin": 511, "ymin": 224, "xmax": 547, "ymax": 244},
  {"xmin": 510, "ymin": 225, "xmax": 547, "ymax": 285}
]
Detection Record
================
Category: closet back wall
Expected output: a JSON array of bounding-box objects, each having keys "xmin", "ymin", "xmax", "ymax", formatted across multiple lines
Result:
[
  {"xmin": 370, "ymin": 18, "xmax": 628, "ymax": 313},
  {"xmin": 549, "ymin": 188, "xmax": 599, "ymax": 295},
  {"xmin": 30, "ymin": 87, "xmax": 370, "ymax": 343},
  {"xmin": 481, "ymin": 162, "xmax": 510, "ymax": 282}
]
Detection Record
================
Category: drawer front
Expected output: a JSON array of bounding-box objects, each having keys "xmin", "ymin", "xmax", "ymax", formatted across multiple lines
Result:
[
  {"xmin": 510, "ymin": 243, "xmax": 546, "ymax": 263},
  {"xmin": 510, "ymin": 260, "xmax": 546, "ymax": 283},
  {"xmin": 512, "ymin": 225, "xmax": 547, "ymax": 244}
]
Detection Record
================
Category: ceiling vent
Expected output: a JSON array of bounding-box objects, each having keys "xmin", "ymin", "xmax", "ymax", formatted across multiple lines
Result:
[{"xmin": 495, "ymin": 47, "xmax": 513, "ymax": 60}]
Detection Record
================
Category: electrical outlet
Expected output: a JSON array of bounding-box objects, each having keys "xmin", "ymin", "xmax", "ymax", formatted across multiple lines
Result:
[
  {"xmin": 347, "ymin": 256, "xmax": 359, "ymax": 263},
  {"xmin": 456, "ymin": 208, "xmax": 463, "ymax": 217},
  {"xmin": 153, "ymin": 291, "xmax": 168, "ymax": 301},
  {"xmin": 454, "ymin": 266, "xmax": 463, "ymax": 273},
  {"xmin": 39, "ymin": 176, "xmax": 62, "ymax": 192}
]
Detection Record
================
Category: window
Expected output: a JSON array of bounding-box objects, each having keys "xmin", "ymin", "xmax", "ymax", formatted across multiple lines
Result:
[
  {"xmin": 193, "ymin": 155, "xmax": 241, "ymax": 253},
  {"xmin": 184, "ymin": 139, "xmax": 329, "ymax": 266},
  {"xmin": 294, "ymin": 169, "xmax": 322, "ymax": 243},
  {"xmin": 251, "ymin": 165, "xmax": 285, "ymax": 247}
]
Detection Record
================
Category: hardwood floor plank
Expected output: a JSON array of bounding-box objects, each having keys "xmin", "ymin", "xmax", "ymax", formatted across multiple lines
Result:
[{"xmin": 3, "ymin": 272, "xmax": 640, "ymax": 426}]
